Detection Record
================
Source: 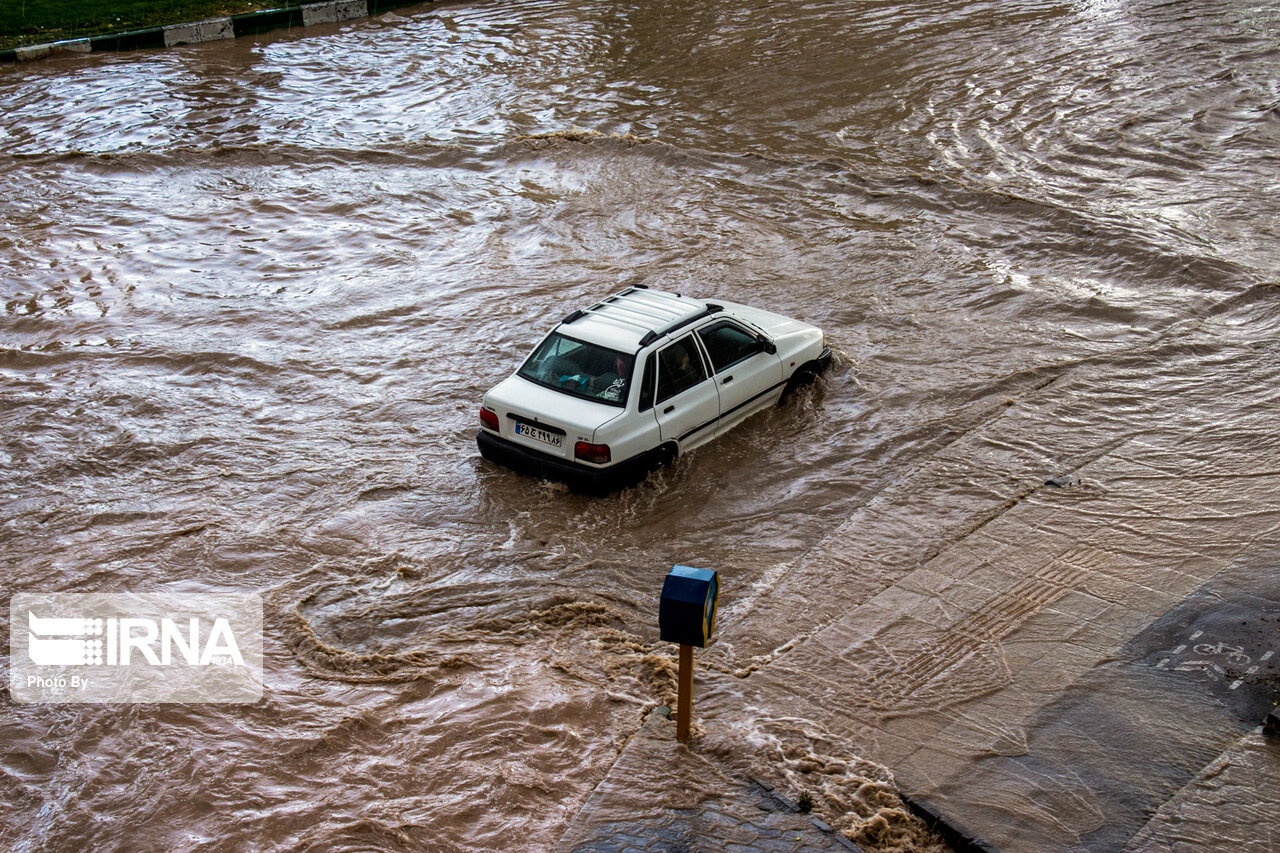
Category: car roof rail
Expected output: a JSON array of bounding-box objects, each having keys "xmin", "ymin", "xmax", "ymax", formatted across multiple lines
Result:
[
  {"xmin": 560, "ymin": 286, "xmax": 721, "ymax": 349},
  {"xmin": 637, "ymin": 303, "xmax": 724, "ymax": 347}
]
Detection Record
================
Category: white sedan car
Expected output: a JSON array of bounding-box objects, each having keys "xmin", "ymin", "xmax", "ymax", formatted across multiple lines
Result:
[{"xmin": 477, "ymin": 285, "xmax": 830, "ymax": 493}]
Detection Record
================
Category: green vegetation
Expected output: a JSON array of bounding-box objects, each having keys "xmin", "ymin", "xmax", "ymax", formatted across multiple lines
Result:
[{"xmin": 0, "ymin": 0, "xmax": 302, "ymax": 51}]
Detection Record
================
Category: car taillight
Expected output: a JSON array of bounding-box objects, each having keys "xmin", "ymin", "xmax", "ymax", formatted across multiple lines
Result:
[
  {"xmin": 479, "ymin": 407, "xmax": 499, "ymax": 431},
  {"xmin": 574, "ymin": 441, "xmax": 611, "ymax": 465}
]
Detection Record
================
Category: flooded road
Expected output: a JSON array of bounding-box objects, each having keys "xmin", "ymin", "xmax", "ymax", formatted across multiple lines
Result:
[{"xmin": 2, "ymin": 0, "xmax": 1279, "ymax": 850}]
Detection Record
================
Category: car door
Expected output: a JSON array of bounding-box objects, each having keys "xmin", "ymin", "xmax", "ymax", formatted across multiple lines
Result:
[
  {"xmin": 653, "ymin": 334, "xmax": 720, "ymax": 451},
  {"xmin": 696, "ymin": 319, "xmax": 784, "ymax": 436}
]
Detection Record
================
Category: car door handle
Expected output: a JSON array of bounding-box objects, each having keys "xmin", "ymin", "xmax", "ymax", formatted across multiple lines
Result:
[
  {"xmin": 722, "ymin": 375, "xmax": 733, "ymax": 385},
  {"xmin": 663, "ymin": 405, "xmax": 675, "ymax": 414}
]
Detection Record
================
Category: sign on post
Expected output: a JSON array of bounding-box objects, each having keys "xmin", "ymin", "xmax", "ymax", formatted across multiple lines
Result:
[{"xmin": 659, "ymin": 565, "xmax": 719, "ymax": 740}]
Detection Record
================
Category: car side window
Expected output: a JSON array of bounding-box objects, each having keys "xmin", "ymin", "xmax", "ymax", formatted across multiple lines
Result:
[
  {"xmin": 656, "ymin": 336, "xmax": 708, "ymax": 404},
  {"xmin": 638, "ymin": 354, "xmax": 656, "ymax": 412},
  {"xmin": 697, "ymin": 321, "xmax": 762, "ymax": 373}
]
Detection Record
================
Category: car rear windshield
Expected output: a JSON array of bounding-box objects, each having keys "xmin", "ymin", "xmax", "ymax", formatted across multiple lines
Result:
[{"xmin": 518, "ymin": 333, "xmax": 635, "ymax": 407}]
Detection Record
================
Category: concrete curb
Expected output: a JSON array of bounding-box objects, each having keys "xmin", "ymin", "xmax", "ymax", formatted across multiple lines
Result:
[
  {"xmin": 1, "ymin": 0, "xmax": 426, "ymax": 63},
  {"xmin": 899, "ymin": 793, "xmax": 998, "ymax": 853}
]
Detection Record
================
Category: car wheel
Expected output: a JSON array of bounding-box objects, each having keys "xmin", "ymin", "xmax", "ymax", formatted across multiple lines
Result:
[
  {"xmin": 780, "ymin": 362, "xmax": 821, "ymax": 404},
  {"xmin": 644, "ymin": 443, "xmax": 678, "ymax": 474}
]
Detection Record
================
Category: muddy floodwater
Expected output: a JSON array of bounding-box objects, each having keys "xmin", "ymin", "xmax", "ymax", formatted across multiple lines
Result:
[{"xmin": 3, "ymin": 0, "xmax": 1280, "ymax": 850}]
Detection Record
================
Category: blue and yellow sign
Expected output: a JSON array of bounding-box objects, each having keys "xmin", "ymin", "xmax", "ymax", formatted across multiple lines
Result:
[{"xmin": 659, "ymin": 565, "xmax": 719, "ymax": 648}]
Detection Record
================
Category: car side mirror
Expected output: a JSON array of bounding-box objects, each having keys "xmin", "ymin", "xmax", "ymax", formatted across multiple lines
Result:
[{"xmin": 759, "ymin": 337, "xmax": 777, "ymax": 355}]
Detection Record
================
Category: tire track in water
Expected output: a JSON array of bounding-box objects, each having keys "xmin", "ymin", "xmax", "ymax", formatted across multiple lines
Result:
[{"xmin": 853, "ymin": 548, "xmax": 1098, "ymax": 713}]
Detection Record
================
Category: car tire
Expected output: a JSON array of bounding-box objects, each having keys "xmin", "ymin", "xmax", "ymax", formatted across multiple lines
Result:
[
  {"xmin": 650, "ymin": 443, "xmax": 678, "ymax": 472},
  {"xmin": 780, "ymin": 362, "xmax": 822, "ymax": 404}
]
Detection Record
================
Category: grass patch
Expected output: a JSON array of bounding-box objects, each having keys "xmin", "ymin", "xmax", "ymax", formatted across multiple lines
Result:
[{"xmin": 0, "ymin": 0, "xmax": 305, "ymax": 51}]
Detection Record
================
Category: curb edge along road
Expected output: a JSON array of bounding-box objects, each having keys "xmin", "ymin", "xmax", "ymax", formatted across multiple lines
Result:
[{"xmin": 0, "ymin": 0, "xmax": 428, "ymax": 64}]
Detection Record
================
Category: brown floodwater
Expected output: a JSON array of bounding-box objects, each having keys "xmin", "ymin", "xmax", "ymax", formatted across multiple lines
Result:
[{"xmin": 2, "ymin": 0, "xmax": 1279, "ymax": 850}]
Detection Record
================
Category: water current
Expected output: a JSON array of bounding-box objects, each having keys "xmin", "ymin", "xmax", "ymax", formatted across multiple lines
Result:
[{"xmin": 2, "ymin": 0, "xmax": 1279, "ymax": 850}]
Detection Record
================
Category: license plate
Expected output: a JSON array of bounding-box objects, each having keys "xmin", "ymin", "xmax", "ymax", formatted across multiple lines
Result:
[{"xmin": 515, "ymin": 422, "xmax": 563, "ymax": 448}]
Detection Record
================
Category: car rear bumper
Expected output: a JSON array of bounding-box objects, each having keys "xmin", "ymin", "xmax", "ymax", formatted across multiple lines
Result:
[{"xmin": 476, "ymin": 430, "xmax": 655, "ymax": 495}]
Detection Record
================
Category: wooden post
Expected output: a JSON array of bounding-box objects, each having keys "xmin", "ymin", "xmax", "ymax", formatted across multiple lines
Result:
[
  {"xmin": 677, "ymin": 643, "xmax": 693, "ymax": 740},
  {"xmin": 660, "ymin": 565, "xmax": 718, "ymax": 743}
]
